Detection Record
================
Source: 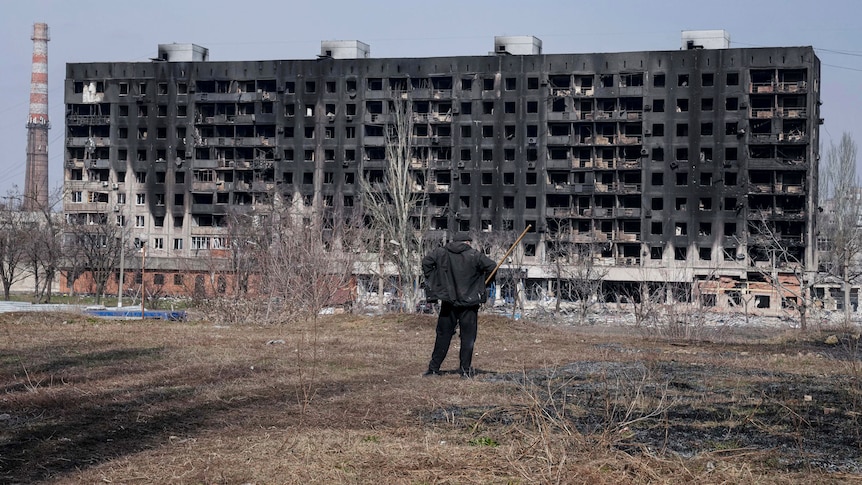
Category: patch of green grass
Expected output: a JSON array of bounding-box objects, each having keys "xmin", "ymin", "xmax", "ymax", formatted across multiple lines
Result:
[{"xmin": 468, "ymin": 436, "xmax": 499, "ymax": 447}]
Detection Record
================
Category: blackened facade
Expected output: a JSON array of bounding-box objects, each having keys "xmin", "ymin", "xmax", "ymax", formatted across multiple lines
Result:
[{"xmin": 63, "ymin": 34, "xmax": 821, "ymax": 311}]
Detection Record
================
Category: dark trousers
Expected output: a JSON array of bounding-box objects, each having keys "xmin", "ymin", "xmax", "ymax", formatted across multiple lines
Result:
[{"xmin": 428, "ymin": 302, "xmax": 479, "ymax": 373}]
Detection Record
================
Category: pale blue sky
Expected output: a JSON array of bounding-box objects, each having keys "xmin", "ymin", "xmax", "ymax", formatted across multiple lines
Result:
[{"xmin": 1, "ymin": 0, "xmax": 860, "ymax": 197}]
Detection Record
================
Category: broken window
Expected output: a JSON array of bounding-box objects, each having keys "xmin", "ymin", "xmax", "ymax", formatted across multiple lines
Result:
[
  {"xmin": 699, "ymin": 247, "xmax": 712, "ymax": 261},
  {"xmin": 701, "ymin": 98, "xmax": 714, "ymax": 111},
  {"xmin": 620, "ymin": 72, "xmax": 644, "ymax": 87},
  {"xmin": 600, "ymin": 75, "xmax": 613, "ymax": 88},
  {"xmin": 651, "ymin": 172, "xmax": 664, "ymax": 186},
  {"xmin": 724, "ymin": 222, "xmax": 737, "ymax": 237},
  {"xmin": 652, "ymin": 99, "xmax": 665, "ymax": 112},
  {"xmin": 676, "ymin": 123, "xmax": 689, "ymax": 137},
  {"xmin": 367, "ymin": 78, "xmax": 382, "ymax": 91},
  {"xmin": 677, "ymin": 74, "xmax": 689, "ymax": 87},
  {"xmin": 483, "ymin": 78, "xmax": 495, "ymax": 90},
  {"xmin": 653, "ymin": 74, "xmax": 665, "ymax": 87},
  {"xmin": 651, "ymin": 197, "xmax": 663, "ymax": 210},
  {"xmin": 674, "ymin": 247, "xmax": 688, "ymax": 261},
  {"xmin": 676, "ymin": 99, "xmax": 689, "ymax": 112},
  {"xmin": 724, "ymin": 197, "xmax": 738, "ymax": 212},
  {"xmin": 701, "ymin": 123, "xmax": 713, "ymax": 136}
]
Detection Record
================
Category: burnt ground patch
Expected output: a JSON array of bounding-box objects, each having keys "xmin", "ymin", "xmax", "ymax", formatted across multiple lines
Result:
[{"xmin": 425, "ymin": 355, "xmax": 862, "ymax": 474}]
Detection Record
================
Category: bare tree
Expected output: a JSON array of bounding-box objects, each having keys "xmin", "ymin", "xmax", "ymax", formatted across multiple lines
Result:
[
  {"xmin": 475, "ymin": 229, "xmax": 527, "ymax": 318},
  {"xmin": 744, "ymin": 215, "xmax": 816, "ymax": 330},
  {"xmin": 0, "ymin": 194, "xmax": 28, "ymax": 300},
  {"xmin": 544, "ymin": 227, "xmax": 608, "ymax": 322},
  {"xmin": 20, "ymin": 186, "xmax": 65, "ymax": 302},
  {"xmin": 359, "ymin": 90, "xmax": 429, "ymax": 311},
  {"xmin": 820, "ymin": 133, "xmax": 862, "ymax": 324},
  {"xmin": 66, "ymin": 216, "xmax": 125, "ymax": 304}
]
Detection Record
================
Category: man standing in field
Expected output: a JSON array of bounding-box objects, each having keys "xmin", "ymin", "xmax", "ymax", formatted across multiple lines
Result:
[{"xmin": 421, "ymin": 233, "xmax": 496, "ymax": 378}]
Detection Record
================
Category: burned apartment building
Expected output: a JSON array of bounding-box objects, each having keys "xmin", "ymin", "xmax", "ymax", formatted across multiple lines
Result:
[{"xmin": 63, "ymin": 32, "xmax": 821, "ymax": 312}]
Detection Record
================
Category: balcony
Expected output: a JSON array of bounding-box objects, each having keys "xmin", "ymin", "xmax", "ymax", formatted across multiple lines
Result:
[
  {"xmin": 750, "ymin": 108, "xmax": 775, "ymax": 119},
  {"xmin": 67, "ymin": 114, "xmax": 110, "ymax": 125},
  {"xmin": 778, "ymin": 107, "xmax": 807, "ymax": 118},
  {"xmin": 613, "ymin": 207, "xmax": 642, "ymax": 217},
  {"xmin": 546, "ymin": 207, "xmax": 576, "ymax": 217},
  {"xmin": 778, "ymin": 132, "xmax": 808, "ymax": 143},
  {"xmin": 777, "ymin": 81, "xmax": 807, "ymax": 93},
  {"xmin": 428, "ymin": 183, "xmax": 450, "ymax": 193},
  {"xmin": 67, "ymin": 136, "xmax": 110, "ymax": 147},
  {"xmin": 203, "ymin": 137, "xmax": 236, "ymax": 147},
  {"xmin": 191, "ymin": 181, "xmax": 217, "ymax": 192},
  {"xmin": 749, "ymin": 82, "xmax": 775, "ymax": 94}
]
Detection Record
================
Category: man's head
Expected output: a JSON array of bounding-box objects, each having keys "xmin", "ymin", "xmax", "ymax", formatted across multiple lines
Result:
[{"xmin": 453, "ymin": 233, "xmax": 471, "ymax": 243}]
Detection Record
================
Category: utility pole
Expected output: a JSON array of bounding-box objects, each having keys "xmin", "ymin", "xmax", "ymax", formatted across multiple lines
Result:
[
  {"xmin": 117, "ymin": 211, "xmax": 124, "ymax": 307},
  {"xmin": 140, "ymin": 240, "xmax": 146, "ymax": 318}
]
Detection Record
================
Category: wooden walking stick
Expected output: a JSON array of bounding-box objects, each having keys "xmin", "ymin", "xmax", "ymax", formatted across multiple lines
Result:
[{"xmin": 486, "ymin": 224, "xmax": 532, "ymax": 285}]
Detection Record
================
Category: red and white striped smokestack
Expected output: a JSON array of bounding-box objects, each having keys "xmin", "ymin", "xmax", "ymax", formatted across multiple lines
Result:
[{"xmin": 24, "ymin": 22, "xmax": 50, "ymax": 210}]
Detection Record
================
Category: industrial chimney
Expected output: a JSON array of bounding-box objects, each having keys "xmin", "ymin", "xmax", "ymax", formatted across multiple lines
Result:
[{"xmin": 24, "ymin": 22, "xmax": 50, "ymax": 211}]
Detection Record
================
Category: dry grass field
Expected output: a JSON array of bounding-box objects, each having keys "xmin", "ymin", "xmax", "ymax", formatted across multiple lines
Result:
[{"xmin": 1, "ymin": 310, "xmax": 861, "ymax": 484}]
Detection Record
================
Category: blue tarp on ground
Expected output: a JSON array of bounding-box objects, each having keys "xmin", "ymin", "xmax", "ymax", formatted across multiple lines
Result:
[{"xmin": 85, "ymin": 308, "xmax": 187, "ymax": 321}]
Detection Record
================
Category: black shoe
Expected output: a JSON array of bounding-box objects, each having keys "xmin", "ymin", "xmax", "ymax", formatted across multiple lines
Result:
[{"xmin": 423, "ymin": 369, "xmax": 442, "ymax": 377}]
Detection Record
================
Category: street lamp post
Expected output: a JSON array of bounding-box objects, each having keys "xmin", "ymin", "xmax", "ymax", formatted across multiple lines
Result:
[
  {"xmin": 140, "ymin": 239, "xmax": 146, "ymax": 318},
  {"xmin": 117, "ymin": 214, "xmax": 125, "ymax": 307}
]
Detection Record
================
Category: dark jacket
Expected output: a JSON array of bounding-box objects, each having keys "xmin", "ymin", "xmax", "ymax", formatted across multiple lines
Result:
[{"xmin": 422, "ymin": 242, "xmax": 496, "ymax": 307}]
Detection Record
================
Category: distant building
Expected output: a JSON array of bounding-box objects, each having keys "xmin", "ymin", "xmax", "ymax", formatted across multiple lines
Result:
[{"xmin": 63, "ymin": 32, "xmax": 821, "ymax": 313}]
